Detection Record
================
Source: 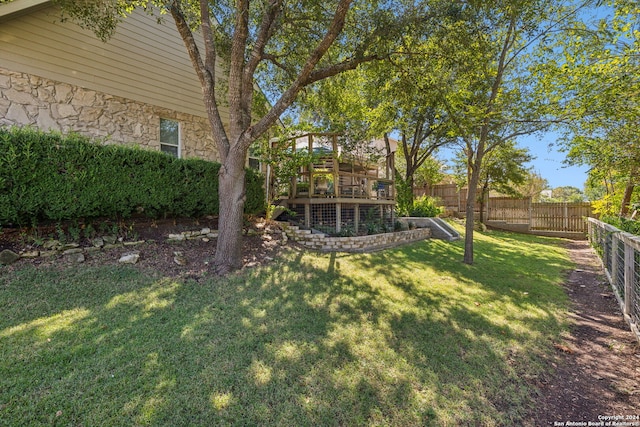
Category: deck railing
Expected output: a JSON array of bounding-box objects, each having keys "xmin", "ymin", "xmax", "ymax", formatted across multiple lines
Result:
[
  {"xmin": 588, "ymin": 217, "xmax": 640, "ymax": 343},
  {"xmin": 293, "ymin": 167, "xmax": 395, "ymax": 201}
]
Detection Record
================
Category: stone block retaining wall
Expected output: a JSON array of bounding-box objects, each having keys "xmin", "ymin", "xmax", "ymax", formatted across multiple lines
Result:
[
  {"xmin": 396, "ymin": 217, "xmax": 461, "ymax": 241},
  {"xmin": 278, "ymin": 222, "xmax": 431, "ymax": 252},
  {"xmin": 0, "ymin": 67, "xmax": 218, "ymax": 161}
]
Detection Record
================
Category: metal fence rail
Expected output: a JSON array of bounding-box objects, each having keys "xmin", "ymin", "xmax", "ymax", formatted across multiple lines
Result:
[{"xmin": 588, "ymin": 218, "xmax": 640, "ymax": 343}]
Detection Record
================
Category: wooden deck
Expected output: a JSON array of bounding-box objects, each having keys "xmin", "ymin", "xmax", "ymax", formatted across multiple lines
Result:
[{"xmin": 272, "ymin": 133, "xmax": 396, "ymax": 234}]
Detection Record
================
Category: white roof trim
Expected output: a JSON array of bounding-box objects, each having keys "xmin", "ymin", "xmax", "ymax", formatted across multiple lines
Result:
[{"xmin": 0, "ymin": 0, "xmax": 51, "ymax": 20}]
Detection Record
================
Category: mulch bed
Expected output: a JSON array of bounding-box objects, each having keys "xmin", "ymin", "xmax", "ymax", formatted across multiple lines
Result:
[{"xmin": 0, "ymin": 217, "xmax": 289, "ymax": 280}]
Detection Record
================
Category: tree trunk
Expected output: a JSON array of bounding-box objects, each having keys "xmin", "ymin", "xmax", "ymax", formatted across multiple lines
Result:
[
  {"xmin": 405, "ymin": 171, "xmax": 415, "ymax": 206},
  {"xmin": 479, "ymin": 182, "xmax": 489, "ymax": 223},
  {"xmin": 214, "ymin": 152, "xmax": 247, "ymax": 274},
  {"xmin": 619, "ymin": 179, "xmax": 635, "ymax": 217},
  {"xmin": 464, "ymin": 166, "xmax": 481, "ymax": 265},
  {"xmin": 620, "ymin": 168, "xmax": 636, "ymax": 216}
]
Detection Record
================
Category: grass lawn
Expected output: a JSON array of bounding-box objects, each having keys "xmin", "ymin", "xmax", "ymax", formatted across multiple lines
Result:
[{"xmin": 0, "ymin": 228, "xmax": 571, "ymax": 426}]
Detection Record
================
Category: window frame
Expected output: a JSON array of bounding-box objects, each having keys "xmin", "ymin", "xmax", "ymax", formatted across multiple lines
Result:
[
  {"xmin": 159, "ymin": 118, "xmax": 181, "ymax": 158},
  {"xmin": 247, "ymin": 142, "xmax": 262, "ymax": 171}
]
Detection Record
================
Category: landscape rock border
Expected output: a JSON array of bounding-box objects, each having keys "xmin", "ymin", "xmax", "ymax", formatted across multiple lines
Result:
[
  {"xmin": 2, "ymin": 221, "xmax": 434, "ymax": 266},
  {"xmin": 1, "ymin": 228, "xmax": 220, "ymax": 266}
]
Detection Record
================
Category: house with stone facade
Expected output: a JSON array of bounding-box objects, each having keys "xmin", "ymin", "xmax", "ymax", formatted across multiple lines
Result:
[{"xmin": 0, "ymin": 0, "xmax": 224, "ymax": 162}]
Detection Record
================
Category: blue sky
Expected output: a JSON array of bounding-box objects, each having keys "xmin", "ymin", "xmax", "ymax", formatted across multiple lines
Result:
[
  {"xmin": 518, "ymin": 133, "xmax": 589, "ymax": 190},
  {"xmin": 438, "ymin": 133, "xmax": 590, "ymax": 191}
]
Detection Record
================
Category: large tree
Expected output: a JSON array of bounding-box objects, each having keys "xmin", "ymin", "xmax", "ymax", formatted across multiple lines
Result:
[
  {"xmin": 296, "ymin": 63, "xmax": 453, "ymax": 212},
  {"xmin": 295, "ymin": 9, "xmax": 458, "ymax": 208},
  {"xmin": 56, "ymin": 0, "xmax": 402, "ymax": 273},
  {"xmin": 516, "ymin": 171, "xmax": 549, "ymax": 202},
  {"xmin": 433, "ymin": 0, "xmax": 584, "ymax": 264}
]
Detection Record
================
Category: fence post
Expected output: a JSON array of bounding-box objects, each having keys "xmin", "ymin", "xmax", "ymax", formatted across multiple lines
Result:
[
  {"xmin": 354, "ymin": 204, "xmax": 359, "ymax": 233},
  {"xmin": 612, "ymin": 236, "xmax": 620, "ymax": 293},
  {"xmin": 564, "ymin": 203, "xmax": 569, "ymax": 231},
  {"xmin": 624, "ymin": 238, "xmax": 633, "ymax": 319},
  {"xmin": 304, "ymin": 204, "xmax": 310, "ymax": 228},
  {"xmin": 486, "ymin": 194, "xmax": 490, "ymax": 222}
]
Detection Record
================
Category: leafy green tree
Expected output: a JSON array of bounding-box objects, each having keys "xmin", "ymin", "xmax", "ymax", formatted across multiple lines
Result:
[
  {"xmin": 536, "ymin": 0, "xmax": 640, "ymax": 216},
  {"xmin": 433, "ymin": 0, "xmax": 578, "ymax": 264},
  {"xmin": 296, "ymin": 5, "xmax": 459, "ymax": 206},
  {"xmin": 396, "ymin": 155, "xmax": 444, "ymax": 190},
  {"xmin": 393, "ymin": 153, "xmax": 445, "ymax": 216},
  {"xmin": 583, "ymin": 174, "xmax": 607, "ymax": 203},
  {"xmin": 540, "ymin": 186, "xmax": 587, "ymax": 203},
  {"xmin": 516, "ymin": 171, "xmax": 550, "ymax": 202},
  {"xmin": 55, "ymin": 0, "xmax": 403, "ymax": 273},
  {"xmin": 584, "ymin": 169, "xmax": 638, "ymax": 216},
  {"xmin": 301, "ymin": 66, "xmax": 452, "ymax": 207}
]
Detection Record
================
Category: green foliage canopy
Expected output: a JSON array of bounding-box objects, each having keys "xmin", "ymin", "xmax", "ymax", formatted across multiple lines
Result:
[
  {"xmin": 453, "ymin": 140, "xmax": 534, "ymax": 199},
  {"xmin": 534, "ymin": 0, "xmax": 640, "ymax": 214},
  {"xmin": 52, "ymin": 0, "xmax": 408, "ymax": 273}
]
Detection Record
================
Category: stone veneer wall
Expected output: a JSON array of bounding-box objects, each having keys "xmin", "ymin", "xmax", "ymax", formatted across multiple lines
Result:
[
  {"xmin": 278, "ymin": 222, "xmax": 431, "ymax": 253},
  {"xmin": 0, "ymin": 67, "xmax": 218, "ymax": 161}
]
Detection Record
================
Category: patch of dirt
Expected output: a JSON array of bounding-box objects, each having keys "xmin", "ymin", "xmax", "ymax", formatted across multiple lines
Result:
[
  {"xmin": 0, "ymin": 217, "xmax": 289, "ymax": 280},
  {"xmin": 529, "ymin": 240, "xmax": 640, "ymax": 426}
]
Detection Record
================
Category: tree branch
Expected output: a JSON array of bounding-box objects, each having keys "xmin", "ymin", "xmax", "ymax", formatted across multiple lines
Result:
[
  {"xmin": 244, "ymin": 0, "xmax": 356, "ymax": 147},
  {"xmin": 228, "ymin": 0, "xmax": 250, "ymax": 139},
  {"xmin": 245, "ymin": 0, "xmax": 282, "ymax": 78},
  {"xmin": 305, "ymin": 53, "xmax": 383, "ymax": 84},
  {"xmin": 170, "ymin": 1, "xmax": 229, "ymax": 156},
  {"xmin": 263, "ymin": 53, "xmax": 295, "ymax": 77},
  {"xmin": 199, "ymin": 0, "xmax": 217, "ymax": 81}
]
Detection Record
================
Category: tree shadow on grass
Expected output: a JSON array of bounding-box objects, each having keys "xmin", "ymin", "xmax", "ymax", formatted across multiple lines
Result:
[
  {"xmin": 1, "ymin": 260, "xmax": 420, "ymax": 425},
  {"xmin": 0, "ymin": 232, "xmax": 569, "ymax": 426}
]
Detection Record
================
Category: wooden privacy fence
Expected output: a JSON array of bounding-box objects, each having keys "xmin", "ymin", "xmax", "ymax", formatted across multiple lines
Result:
[
  {"xmin": 588, "ymin": 218, "xmax": 640, "ymax": 344},
  {"xmin": 418, "ymin": 184, "xmax": 594, "ymax": 234},
  {"xmin": 531, "ymin": 202, "xmax": 593, "ymax": 232},
  {"xmin": 487, "ymin": 197, "xmax": 529, "ymax": 222},
  {"xmin": 418, "ymin": 184, "xmax": 485, "ymax": 213},
  {"xmin": 488, "ymin": 197, "xmax": 593, "ymax": 233}
]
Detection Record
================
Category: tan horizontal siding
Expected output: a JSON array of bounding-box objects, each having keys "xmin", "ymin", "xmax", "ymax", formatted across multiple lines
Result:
[
  {"xmin": 1, "ymin": 16, "xmax": 199, "ymax": 104},
  {"xmin": 0, "ymin": 4, "xmax": 229, "ymax": 124}
]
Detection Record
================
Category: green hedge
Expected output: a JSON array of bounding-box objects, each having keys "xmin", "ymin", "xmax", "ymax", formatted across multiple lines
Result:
[
  {"xmin": 0, "ymin": 127, "xmax": 265, "ymax": 225},
  {"xmin": 602, "ymin": 215, "xmax": 640, "ymax": 236}
]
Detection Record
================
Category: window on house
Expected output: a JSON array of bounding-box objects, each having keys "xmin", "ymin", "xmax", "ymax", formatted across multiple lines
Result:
[
  {"xmin": 248, "ymin": 143, "xmax": 261, "ymax": 170},
  {"xmin": 160, "ymin": 118, "xmax": 180, "ymax": 158}
]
